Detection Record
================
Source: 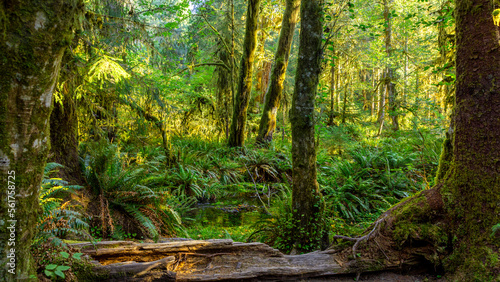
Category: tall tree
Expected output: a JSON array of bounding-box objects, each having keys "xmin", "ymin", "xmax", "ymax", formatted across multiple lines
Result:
[
  {"xmin": 256, "ymin": 0, "xmax": 300, "ymax": 144},
  {"xmin": 439, "ymin": 0, "xmax": 500, "ymax": 276},
  {"xmin": 335, "ymin": 0, "xmax": 500, "ymax": 278},
  {"xmin": 290, "ymin": 0, "xmax": 325, "ymax": 253},
  {"xmin": 228, "ymin": 0, "xmax": 261, "ymax": 147},
  {"xmin": 378, "ymin": 0, "xmax": 397, "ymax": 135},
  {"xmin": 49, "ymin": 49, "xmax": 84, "ymax": 185},
  {"xmin": 0, "ymin": 0, "xmax": 83, "ymax": 280}
]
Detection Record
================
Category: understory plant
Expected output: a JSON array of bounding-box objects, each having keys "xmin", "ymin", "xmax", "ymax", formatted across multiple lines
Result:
[
  {"xmin": 81, "ymin": 141, "xmax": 184, "ymax": 240},
  {"xmin": 34, "ymin": 162, "xmax": 90, "ymax": 247}
]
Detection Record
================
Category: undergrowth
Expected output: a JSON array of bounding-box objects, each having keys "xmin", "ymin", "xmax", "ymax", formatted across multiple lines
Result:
[{"xmin": 73, "ymin": 124, "xmax": 441, "ymax": 253}]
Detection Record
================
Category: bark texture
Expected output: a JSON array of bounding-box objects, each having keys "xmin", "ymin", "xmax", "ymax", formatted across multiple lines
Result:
[
  {"xmin": 440, "ymin": 0, "xmax": 500, "ymax": 277},
  {"xmin": 256, "ymin": 0, "xmax": 300, "ymax": 145},
  {"xmin": 0, "ymin": 1, "xmax": 83, "ymax": 280},
  {"xmin": 290, "ymin": 0, "xmax": 325, "ymax": 252},
  {"xmin": 378, "ymin": 0, "xmax": 397, "ymax": 135},
  {"xmin": 228, "ymin": 0, "xmax": 261, "ymax": 147}
]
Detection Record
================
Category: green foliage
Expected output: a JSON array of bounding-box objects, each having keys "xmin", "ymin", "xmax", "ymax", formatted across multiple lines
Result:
[
  {"xmin": 82, "ymin": 141, "xmax": 184, "ymax": 240},
  {"xmin": 492, "ymin": 223, "xmax": 500, "ymax": 237},
  {"xmin": 43, "ymin": 251, "xmax": 81, "ymax": 280},
  {"xmin": 319, "ymin": 142, "xmax": 427, "ymax": 223},
  {"xmin": 248, "ymin": 184, "xmax": 295, "ymax": 252},
  {"xmin": 33, "ymin": 242, "xmax": 89, "ymax": 282},
  {"xmin": 34, "ymin": 163, "xmax": 90, "ymax": 248}
]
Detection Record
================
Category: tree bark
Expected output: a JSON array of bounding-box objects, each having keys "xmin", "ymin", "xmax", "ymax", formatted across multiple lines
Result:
[
  {"xmin": 380, "ymin": 0, "xmax": 398, "ymax": 133},
  {"xmin": 228, "ymin": 0, "xmax": 261, "ymax": 147},
  {"xmin": 0, "ymin": 0, "xmax": 83, "ymax": 280},
  {"xmin": 440, "ymin": 0, "xmax": 500, "ymax": 276},
  {"xmin": 328, "ymin": 48, "xmax": 337, "ymax": 126},
  {"xmin": 256, "ymin": 0, "xmax": 300, "ymax": 145},
  {"xmin": 290, "ymin": 0, "xmax": 325, "ymax": 253}
]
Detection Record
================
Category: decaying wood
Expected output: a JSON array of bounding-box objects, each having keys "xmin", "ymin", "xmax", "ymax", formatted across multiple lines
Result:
[
  {"xmin": 96, "ymin": 256, "xmax": 175, "ymax": 277},
  {"xmin": 71, "ymin": 237, "xmax": 430, "ymax": 281}
]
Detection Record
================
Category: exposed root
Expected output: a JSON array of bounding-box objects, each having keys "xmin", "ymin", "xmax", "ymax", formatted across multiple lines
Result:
[{"xmin": 332, "ymin": 215, "xmax": 386, "ymax": 258}]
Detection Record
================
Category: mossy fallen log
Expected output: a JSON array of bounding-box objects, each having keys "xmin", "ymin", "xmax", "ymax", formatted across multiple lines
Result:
[{"xmin": 71, "ymin": 237, "xmax": 431, "ymax": 281}]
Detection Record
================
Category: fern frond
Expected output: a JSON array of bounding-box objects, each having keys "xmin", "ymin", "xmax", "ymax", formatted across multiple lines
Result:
[{"xmin": 122, "ymin": 204, "xmax": 159, "ymax": 240}]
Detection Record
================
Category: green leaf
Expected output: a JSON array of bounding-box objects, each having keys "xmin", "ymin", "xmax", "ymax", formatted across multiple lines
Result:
[
  {"xmin": 72, "ymin": 253, "xmax": 83, "ymax": 260},
  {"xmin": 45, "ymin": 264, "xmax": 58, "ymax": 270},
  {"xmin": 54, "ymin": 269, "xmax": 66, "ymax": 278},
  {"xmin": 60, "ymin": 251, "xmax": 70, "ymax": 258},
  {"xmin": 44, "ymin": 270, "xmax": 54, "ymax": 277},
  {"xmin": 57, "ymin": 265, "xmax": 71, "ymax": 271}
]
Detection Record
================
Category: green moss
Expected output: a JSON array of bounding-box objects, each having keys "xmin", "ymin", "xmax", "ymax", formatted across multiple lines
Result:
[
  {"xmin": 439, "ymin": 164, "xmax": 500, "ymax": 278},
  {"xmin": 434, "ymin": 130, "xmax": 453, "ymax": 184},
  {"xmin": 73, "ymin": 260, "xmax": 110, "ymax": 282}
]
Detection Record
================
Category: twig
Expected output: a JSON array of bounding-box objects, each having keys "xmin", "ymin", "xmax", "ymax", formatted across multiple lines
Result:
[
  {"xmin": 244, "ymin": 164, "xmax": 271, "ymax": 214},
  {"xmin": 374, "ymin": 238, "xmax": 390, "ymax": 261}
]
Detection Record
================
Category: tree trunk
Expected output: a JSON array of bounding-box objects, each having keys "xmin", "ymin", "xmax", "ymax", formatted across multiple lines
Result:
[
  {"xmin": 377, "ymin": 71, "xmax": 386, "ymax": 135},
  {"xmin": 341, "ymin": 73, "xmax": 349, "ymax": 125},
  {"xmin": 49, "ymin": 50, "xmax": 84, "ymax": 185},
  {"xmin": 333, "ymin": 0, "xmax": 500, "ymax": 279},
  {"xmin": 214, "ymin": 37, "xmax": 231, "ymax": 140},
  {"xmin": 290, "ymin": 0, "xmax": 325, "ymax": 253},
  {"xmin": 439, "ymin": 0, "xmax": 500, "ymax": 276},
  {"xmin": 328, "ymin": 48, "xmax": 337, "ymax": 126},
  {"xmin": 382, "ymin": 0, "xmax": 398, "ymax": 132},
  {"xmin": 0, "ymin": 1, "xmax": 83, "ymax": 280},
  {"xmin": 228, "ymin": 0, "xmax": 261, "ymax": 147},
  {"xmin": 256, "ymin": 0, "xmax": 300, "ymax": 145}
]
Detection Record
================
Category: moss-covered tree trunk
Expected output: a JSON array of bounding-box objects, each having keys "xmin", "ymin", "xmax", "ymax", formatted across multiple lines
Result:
[
  {"xmin": 228, "ymin": 0, "xmax": 261, "ymax": 147},
  {"xmin": 335, "ymin": 1, "xmax": 499, "ymax": 279},
  {"xmin": 0, "ymin": 1, "xmax": 83, "ymax": 280},
  {"xmin": 378, "ymin": 0, "xmax": 398, "ymax": 134},
  {"xmin": 328, "ymin": 48, "xmax": 337, "ymax": 126},
  {"xmin": 290, "ymin": 0, "xmax": 324, "ymax": 253},
  {"xmin": 256, "ymin": 0, "xmax": 300, "ymax": 145},
  {"xmin": 49, "ymin": 50, "xmax": 84, "ymax": 185},
  {"xmin": 439, "ymin": 0, "xmax": 500, "ymax": 277}
]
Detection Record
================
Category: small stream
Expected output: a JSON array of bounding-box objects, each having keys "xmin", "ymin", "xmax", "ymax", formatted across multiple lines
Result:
[{"xmin": 188, "ymin": 201, "xmax": 268, "ymax": 228}]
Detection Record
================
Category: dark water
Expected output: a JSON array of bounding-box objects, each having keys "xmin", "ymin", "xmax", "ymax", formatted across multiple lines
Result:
[{"xmin": 188, "ymin": 201, "xmax": 269, "ymax": 228}]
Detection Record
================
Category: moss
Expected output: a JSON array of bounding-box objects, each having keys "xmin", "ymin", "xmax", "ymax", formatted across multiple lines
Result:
[
  {"xmin": 440, "ymin": 169, "xmax": 500, "ymax": 279},
  {"xmin": 434, "ymin": 129, "xmax": 453, "ymax": 184},
  {"xmin": 74, "ymin": 263, "xmax": 111, "ymax": 282}
]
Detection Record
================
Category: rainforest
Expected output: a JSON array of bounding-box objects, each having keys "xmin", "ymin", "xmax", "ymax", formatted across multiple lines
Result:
[{"xmin": 0, "ymin": 0, "xmax": 499, "ymax": 281}]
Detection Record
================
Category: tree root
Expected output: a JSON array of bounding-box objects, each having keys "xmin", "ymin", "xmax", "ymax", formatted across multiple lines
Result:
[{"xmin": 332, "ymin": 215, "xmax": 386, "ymax": 258}]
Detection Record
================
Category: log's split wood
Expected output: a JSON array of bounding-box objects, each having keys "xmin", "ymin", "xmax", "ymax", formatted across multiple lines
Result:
[
  {"xmin": 94, "ymin": 256, "xmax": 176, "ymax": 281},
  {"xmin": 70, "ymin": 239, "xmax": 425, "ymax": 281}
]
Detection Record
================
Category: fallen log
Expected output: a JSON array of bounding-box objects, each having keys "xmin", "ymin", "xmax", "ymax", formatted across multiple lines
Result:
[{"xmin": 70, "ymin": 239, "xmax": 432, "ymax": 281}]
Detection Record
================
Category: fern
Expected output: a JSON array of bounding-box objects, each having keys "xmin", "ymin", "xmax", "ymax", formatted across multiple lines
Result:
[
  {"xmin": 122, "ymin": 204, "xmax": 159, "ymax": 240},
  {"xmin": 82, "ymin": 141, "xmax": 187, "ymax": 238},
  {"xmin": 34, "ymin": 163, "xmax": 91, "ymax": 247}
]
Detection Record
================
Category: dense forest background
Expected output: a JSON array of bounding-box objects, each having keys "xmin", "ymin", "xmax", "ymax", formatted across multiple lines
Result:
[
  {"xmin": 48, "ymin": 0, "xmax": 452, "ymax": 244},
  {"xmin": 2, "ymin": 0, "xmax": 499, "ymax": 280}
]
